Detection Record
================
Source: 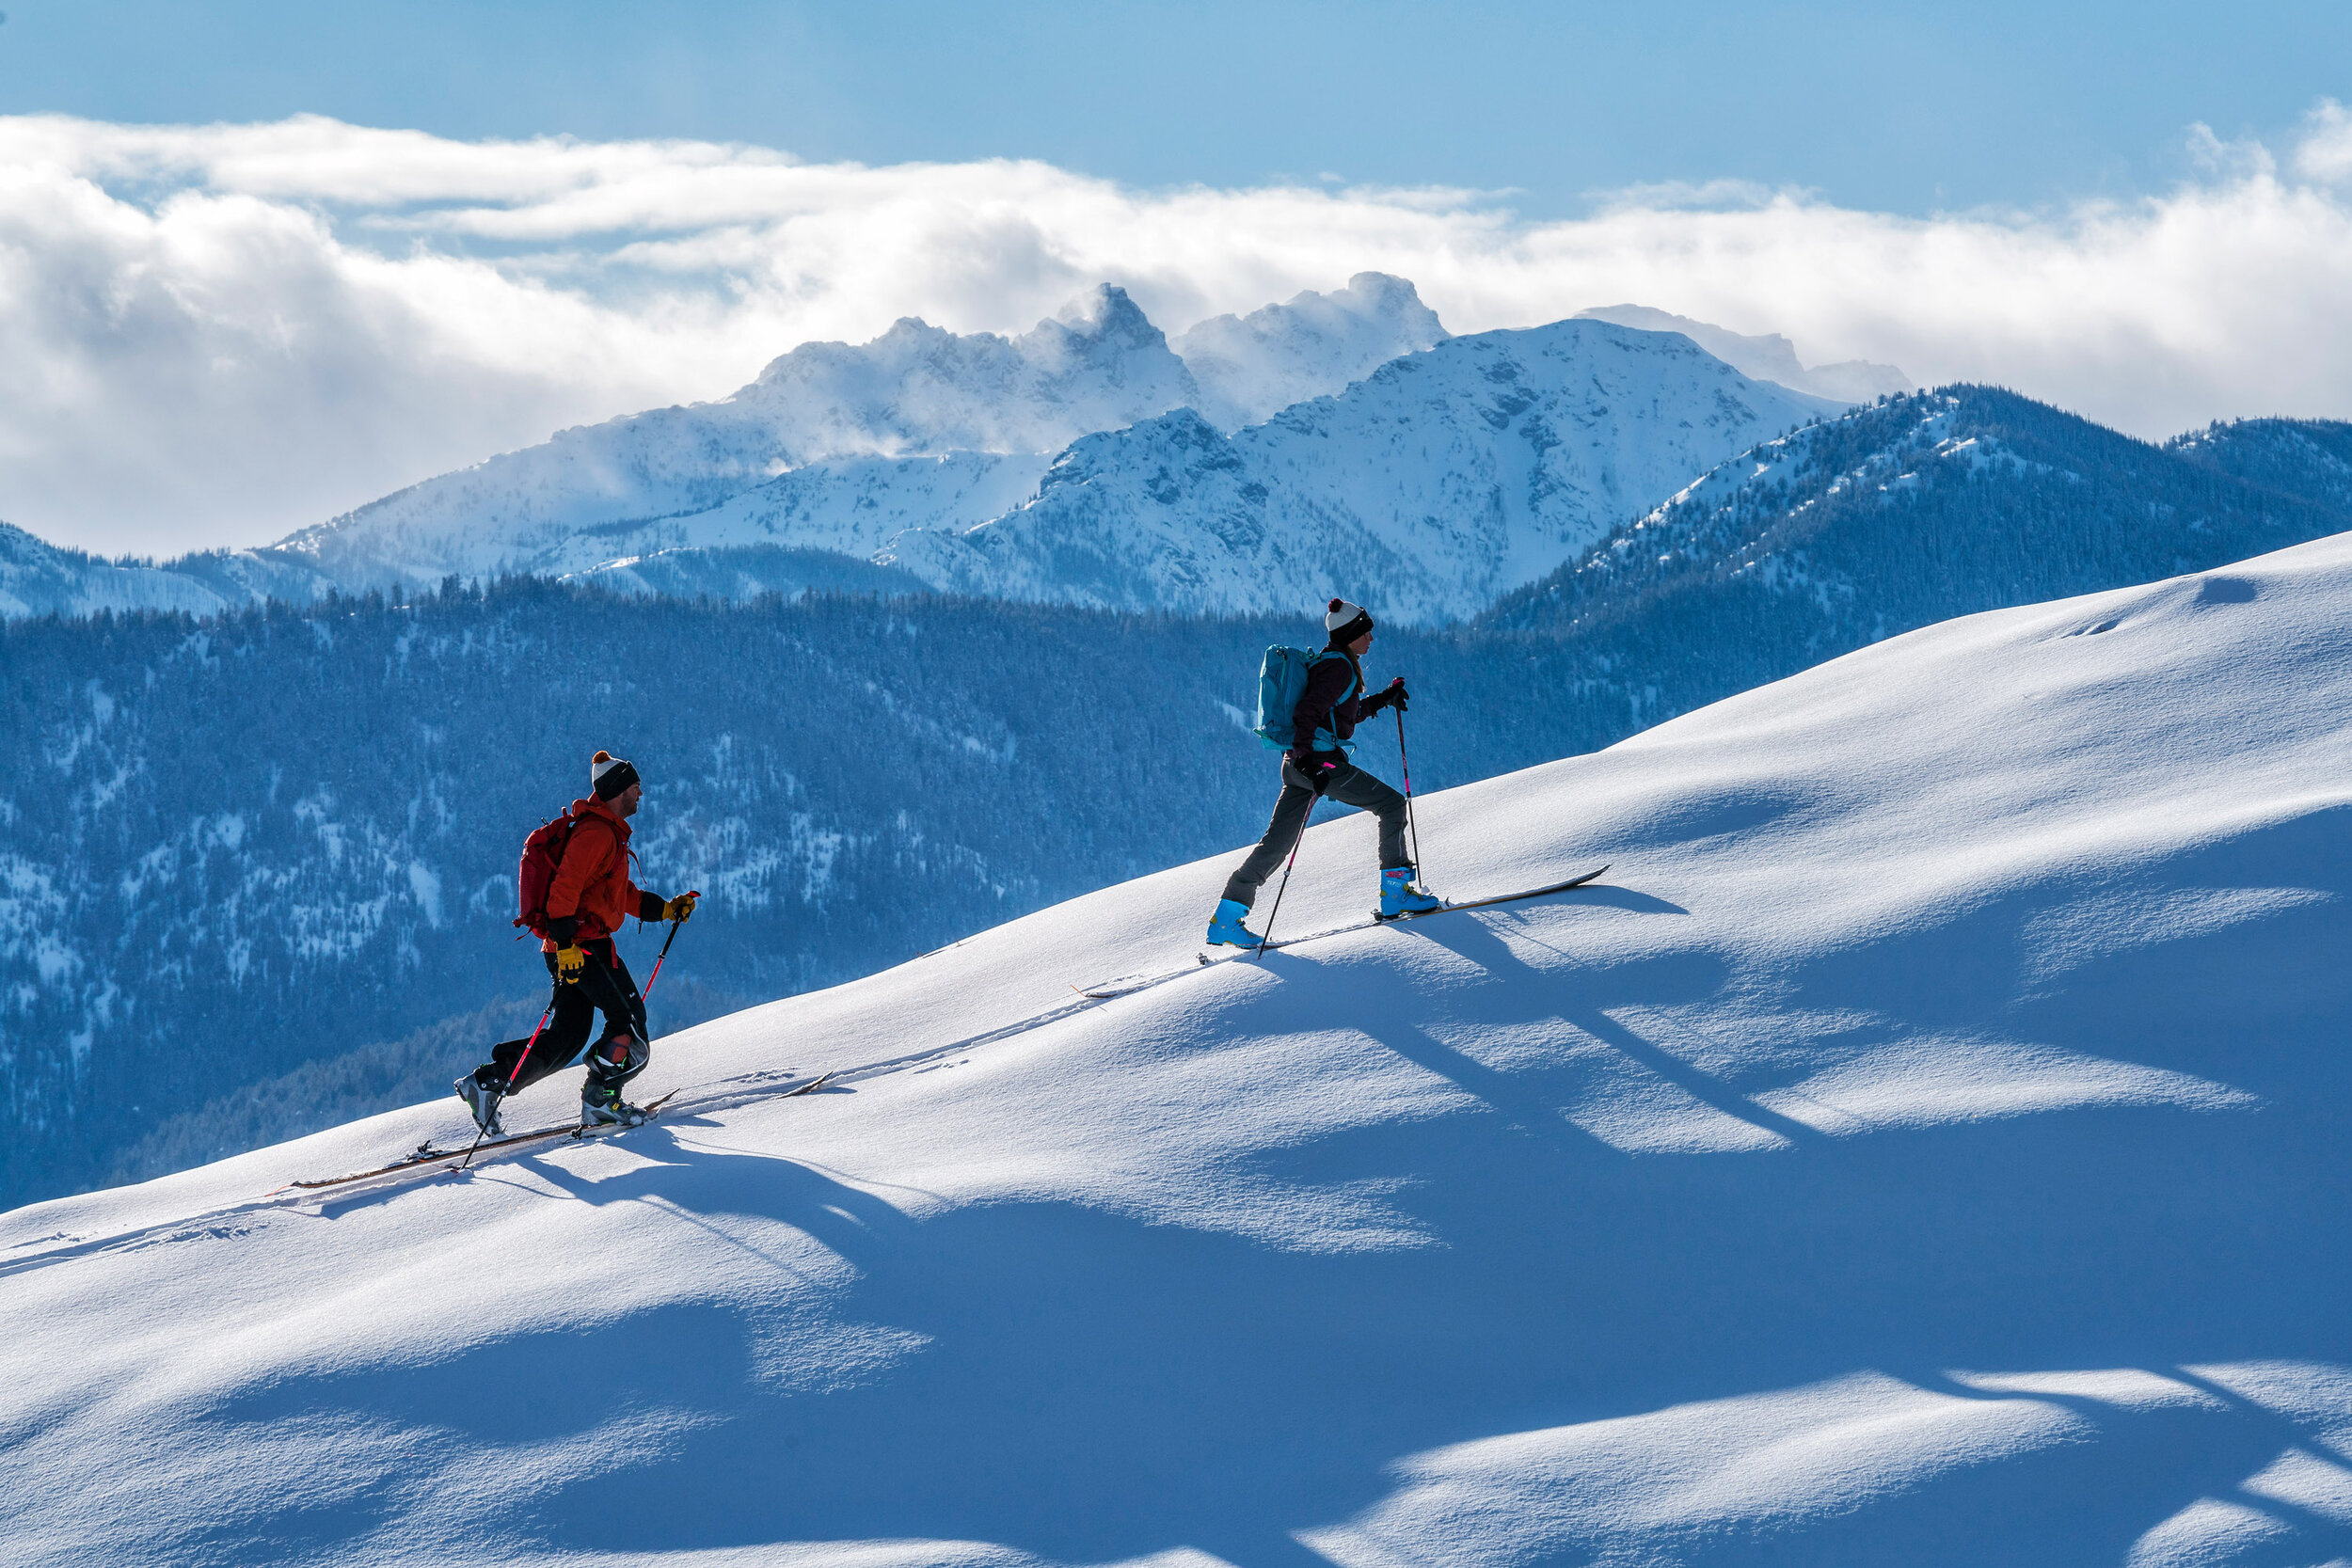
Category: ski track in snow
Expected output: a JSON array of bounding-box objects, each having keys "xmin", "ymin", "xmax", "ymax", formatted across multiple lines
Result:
[
  {"xmin": 0, "ymin": 887, "xmax": 1618, "ymax": 1279},
  {"xmin": 8, "ymin": 537, "xmax": 2352, "ymax": 1565}
]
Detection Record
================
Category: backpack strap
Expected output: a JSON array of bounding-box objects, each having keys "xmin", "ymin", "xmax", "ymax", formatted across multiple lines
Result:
[{"xmin": 1302, "ymin": 650, "xmax": 1360, "ymax": 747}]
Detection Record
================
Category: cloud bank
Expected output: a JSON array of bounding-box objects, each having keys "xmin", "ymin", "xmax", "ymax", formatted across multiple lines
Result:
[{"xmin": 8, "ymin": 108, "xmax": 2352, "ymax": 556}]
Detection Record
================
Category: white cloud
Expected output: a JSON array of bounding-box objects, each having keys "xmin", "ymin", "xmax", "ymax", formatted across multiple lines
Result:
[
  {"xmin": 7, "ymin": 110, "xmax": 2352, "ymax": 556},
  {"xmin": 2292, "ymin": 99, "xmax": 2352, "ymax": 186}
]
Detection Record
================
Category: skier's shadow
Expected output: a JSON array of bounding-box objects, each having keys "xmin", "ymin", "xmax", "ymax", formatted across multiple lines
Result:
[
  {"xmin": 215, "ymin": 1080, "xmax": 2352, "ymax": 1568},
  {"xmin": 518, "ymin": 1116, "xmax": 920, "ymax": 1274},
  {"xmin": 1526, "ymin": 883, "xmax": 1690, "ymax": 916},
  {"xmin": 1308, "ymin": 909, "xmax": 1827, "ymax": 1154}
]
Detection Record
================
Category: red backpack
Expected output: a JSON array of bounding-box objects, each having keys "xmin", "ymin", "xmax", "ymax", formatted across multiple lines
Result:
[{"xmin": 515, "ymin": 811, "xmax": 585, "ymax": 939}]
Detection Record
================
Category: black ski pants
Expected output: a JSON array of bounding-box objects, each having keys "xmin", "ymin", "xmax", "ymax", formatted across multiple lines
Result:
[
  {"xmin": 481, "ymin": 942, "xmax": 649, "ymax": 1100},
  {"xmin": 1221, "ymin": 754, "xmax": 1409, "ymax": 908}
]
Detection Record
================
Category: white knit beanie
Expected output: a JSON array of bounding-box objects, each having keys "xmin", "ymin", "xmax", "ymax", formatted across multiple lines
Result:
[{"xmin": 1325, "ymin": 597, "xmax": 1375, "ymax": 642}]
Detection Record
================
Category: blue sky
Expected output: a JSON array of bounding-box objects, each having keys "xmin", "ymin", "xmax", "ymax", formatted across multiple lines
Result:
[{"xmin": 3, "ymin": 0, "xmax": 2347, "ymax": 216}]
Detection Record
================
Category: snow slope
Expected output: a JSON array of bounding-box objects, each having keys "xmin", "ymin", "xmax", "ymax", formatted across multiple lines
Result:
[{"xmin": 6, "ymin": 534, "xmax": 2351, "ymax": 1566}]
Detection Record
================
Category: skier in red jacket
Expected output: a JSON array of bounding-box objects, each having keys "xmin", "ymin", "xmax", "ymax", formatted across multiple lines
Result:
[{"xmin": 456, "ymin": 751, "xmax": 696, "ymax": 1133}]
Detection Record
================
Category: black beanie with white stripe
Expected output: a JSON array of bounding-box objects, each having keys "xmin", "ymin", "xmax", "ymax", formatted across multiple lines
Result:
[
  {"xmin": 1325, "ymin": 597, "xmax": 1375, "ymax": 646},
  {"xmin": 591, "ymin": 749, "xmax": 641, "ymax": 800}
]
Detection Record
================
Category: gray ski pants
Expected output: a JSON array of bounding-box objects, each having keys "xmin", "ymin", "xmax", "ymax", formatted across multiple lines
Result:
[{"xmin": 1220, "ymin": 755, "xmax": 1409, "ymax": 908}]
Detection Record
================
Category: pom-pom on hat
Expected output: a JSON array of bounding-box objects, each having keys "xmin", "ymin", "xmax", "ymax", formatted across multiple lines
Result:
[
  {"xmin": 591, "ymin": 749, "xmax": 642, "ymax": 801},
  {"xmin": 1325, "ymin": 597, "xmax": 1375, "ymax": 646}
]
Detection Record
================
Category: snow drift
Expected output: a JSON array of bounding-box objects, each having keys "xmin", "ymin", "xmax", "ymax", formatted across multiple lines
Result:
[{"xmin": 5, "ymin": 532, "xmax": 2351, "ymax": 1565}]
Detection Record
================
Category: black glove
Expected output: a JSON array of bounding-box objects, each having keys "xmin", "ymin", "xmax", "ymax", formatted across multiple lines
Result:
[
  {"xmin": 1289, "ymin": 750, "xmax": 1343, "ymax": 791},
  {"xmin": 1382, "ymin": 676, "xmax": 1409, "ymax": 714},
  {"xmin": 545, "ymin": 914, "xmax": 579, "ymax": 946}
]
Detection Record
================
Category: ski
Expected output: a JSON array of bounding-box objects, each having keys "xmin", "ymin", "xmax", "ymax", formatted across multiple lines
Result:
[
  {"xmin": 283, "ymin": 1069, "xmax": 834, "ymax": 1194},
  {"xmin": 1074, "ymin": 865, "xmax": 1610, "ymax": 1000},
  {"xmin": 1373, "ymin": 864, "xmax": 1611, "ymax": 922}
]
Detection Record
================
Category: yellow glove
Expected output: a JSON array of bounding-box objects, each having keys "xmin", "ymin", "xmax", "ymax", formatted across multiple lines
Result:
[
  {"xmin": 554, "ymin": 944, "xmax": 587, "ymax": 983},
  {"xmin": 663, "ymin": 892, "xmax": 699, "ymax": 923}
]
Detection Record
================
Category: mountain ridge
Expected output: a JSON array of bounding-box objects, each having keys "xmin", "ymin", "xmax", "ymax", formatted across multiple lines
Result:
[
  {"xmin": 882, "ymin": 319, "xmax": 1839, "ymax": 624},
  {"xmin": 0, "ymin": 280, "xmax": 1845, "ymax": 625}
]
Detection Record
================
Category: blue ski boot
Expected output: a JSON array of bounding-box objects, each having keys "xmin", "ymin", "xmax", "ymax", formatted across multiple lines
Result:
[
  {"xmin": 1379, "ymin": 866, "xmax": 1443, "ymax": 918},
  {"xmin": 1205, "ymin": 897, "xmax": 1261, "ymax": 947}
]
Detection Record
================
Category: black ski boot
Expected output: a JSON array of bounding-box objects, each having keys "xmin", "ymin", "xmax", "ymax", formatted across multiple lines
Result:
[
  {"xmin": 580, "ymin": 1085, "xmax": 649, "ymax": 1129},
  {"xmin": 454, "ymin": 1073, "xmax": 505, "ymax": 1137}
]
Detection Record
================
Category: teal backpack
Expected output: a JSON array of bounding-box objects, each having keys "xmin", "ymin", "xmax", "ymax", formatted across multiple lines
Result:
[{"xmin": 1252, "ymin": 645, "xmax": 1357, "ymax": 751}]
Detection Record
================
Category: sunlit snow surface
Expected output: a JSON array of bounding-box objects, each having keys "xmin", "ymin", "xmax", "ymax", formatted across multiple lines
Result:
[{"xmin": 5, "ymin": 537, "xmax": 2351, "ymax": 1565}]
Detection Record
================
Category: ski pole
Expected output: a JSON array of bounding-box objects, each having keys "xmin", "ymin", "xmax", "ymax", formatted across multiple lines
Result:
[
  {"xmin": 1395, "ymin": 704, "xmax": 1423, "ymax": 881},
  {"xmin": 460, "ymin": 998, "xmax": 555, "ymax": 1170},
  {"xmin": 1255, "ymin": 774, "xmax": 1323, "ymax": 958},
  {"xmin": 639, "ymin": 899, "xmax": 693, "ymax": 1001}
]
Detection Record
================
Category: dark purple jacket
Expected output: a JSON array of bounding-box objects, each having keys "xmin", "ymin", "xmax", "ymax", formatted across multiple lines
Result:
[{"xmin": 1290, "ymin": 644, "xmax": 1395, "ymax": 760}]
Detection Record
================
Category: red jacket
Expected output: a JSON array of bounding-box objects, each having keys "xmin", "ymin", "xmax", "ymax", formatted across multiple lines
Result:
[{"xmin": 544, "ymin": 796, "xmax": 663, "ymax": 949}]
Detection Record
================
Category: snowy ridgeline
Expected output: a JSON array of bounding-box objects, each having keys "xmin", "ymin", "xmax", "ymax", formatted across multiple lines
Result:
[
  {"xmin": 10, "ymin": 388, "xmax": 2352, "ymax": 1211},
  {"xmin": 5, "ymin": 533, "xmax": 2350, "ymax": 1565},
  {"xmin": 1477, "ymin": 388, "xmax": 2352, "ymax": 715},
  {"xmin": 0, "ymin": 279, "xmax": 1840, "ymax": 626}
]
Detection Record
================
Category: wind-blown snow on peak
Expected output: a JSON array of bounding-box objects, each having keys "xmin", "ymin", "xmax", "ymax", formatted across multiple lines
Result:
[
  {"xmin": 1175, "ymin": 271, "xmax": 1452, "ymax": 428},
  {"xmin": 744, "ymin": 283, "xmax": 1198, "ymax": 455},
  {"xmin": 1575, "ymin": 302, "xmax": 1912, "ymax": 403},
  {"xmin": 8, "ymin": 531, "xmax": 2352, "ymax": 1564},
  {"xmin": 271, "ymin": 285, "xmax": 1201, "ymax": 591}
]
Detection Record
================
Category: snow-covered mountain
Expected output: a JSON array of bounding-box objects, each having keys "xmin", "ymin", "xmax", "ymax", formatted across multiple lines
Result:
[
  {"xmin": 1576, "ymin": 303, "xmax": 1913, "ymax": 403},
  {"xmin": 0, "ymin": 275, "xmax": 1469, "ymax": 618},
  {"xmin": 271, "ymin": 284, "xmax": 1200, "ymax": 589},
  {"xmin": 501, "ymin": 316, "xmax": 1832, "ymax": 623},
  {"xmin": 1174, "ymin": 270, "xmax": 1451, "ymax": 428},
  {"xmin": 9, "ymin": 531, "xmax": 2352, "ymax": 1564},
  {"xmin": 283, "ymin": 273, "xmax": 1469, "ymax": 596},
  {"xmin": 886, "ymin": 319, "xmax": 1838, "ymax": 624},
  {"xmin": 3, "ymin": 279, "xmax": 1851, "ymax": 626}
]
